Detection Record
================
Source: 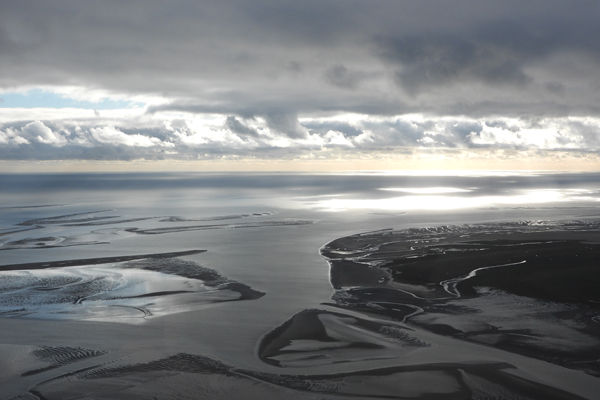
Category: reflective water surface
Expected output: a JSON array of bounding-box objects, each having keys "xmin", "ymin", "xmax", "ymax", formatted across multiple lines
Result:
[{"xmin": 1, "ymin": 171, "xmax": 600, "ymax": 399}]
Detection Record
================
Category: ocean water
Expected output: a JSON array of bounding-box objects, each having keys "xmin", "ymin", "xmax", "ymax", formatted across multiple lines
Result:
[{"xmin": 1, "ymin": 171, "xmax": 600, "ymax": 399}]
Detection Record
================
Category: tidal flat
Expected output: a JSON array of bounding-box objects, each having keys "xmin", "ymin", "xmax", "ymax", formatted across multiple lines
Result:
[{"xmin": 1, "ymin": 172, "xmax": 600, "ymax": 399}]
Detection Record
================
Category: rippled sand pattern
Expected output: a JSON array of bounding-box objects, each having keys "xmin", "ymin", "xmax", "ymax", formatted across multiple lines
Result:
[
  {"xmin": 0, "ymin": 252, "xmax": 264, "ymax": 323},
  {"xmin": 30, "ymin": 351, "xmax": 589, "ymax": 400}
]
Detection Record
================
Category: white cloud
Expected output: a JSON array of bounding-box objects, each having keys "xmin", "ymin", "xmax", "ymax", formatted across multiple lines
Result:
[
  {"xmin": 89, "ymin": 126, "xmax": 161, "ymax": 147},
  {"xmin": 22, "ymin": 121, "xmax": 67, "ymax": 146},
  {"xmin": 322, "ymin": 130, "xmax": 354, "ymax": 147},
  {"xmin": 469, "ymin": 118, "xmax": 600, "ymax": 150},
  {"xmin": 0, "ymin": 121, "xmax": 66, "ymax": 147},
  {"xmin": 0, "ymin": 131, "xmax": 9, "ymax": 144},
  {"xmin": 12, "ymin": 136, "xmax": 31, "ymax": 145},
  {"xmin": 0, "ymin": 110, "xmax": 599, "ymax": 162}
]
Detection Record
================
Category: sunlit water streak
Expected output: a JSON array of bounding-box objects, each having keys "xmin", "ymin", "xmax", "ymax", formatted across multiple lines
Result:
[{"xmin": 317, "ymin": 189, "xmax": 598, "ymax": 211}]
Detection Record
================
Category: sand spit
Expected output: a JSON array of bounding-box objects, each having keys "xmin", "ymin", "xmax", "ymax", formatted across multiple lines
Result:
[
  {"xmin": 10, "ymin": 209, "xmax": 154, "ymax": 228},
  {"xmin": 18, "ymin": 210, "xmax": 120, "ymax": 226},
  {"xmin": 0, "ymin": 250, "xmax": 206, "ymax": 272},
  {"xmin": 13, "ymin": 210, "xmax": 276, "ymax": 228},
  {"xmin": 259, "ymin": 309, "xmax": 430, "ymax": 368},
  {"xmin": 126, "ymin": 219, "xmax": 313, "ymax": 235},
  {"xmin": 25, "ymin": 350, "xmax": 592, "ymax": 400},
  {"xmin": 0, "ymin": 205, "xmax": 66, "ymax": 211},
  {"xmin": 0, "ymin": 251, "xmax": 264, "ymax": 323},
  {"xmin": 0, "ymin": 236, "xmax": 109, "ymax": 251},
  {"xmin": 0, "ymin": 226, "xmax": 42, "ymax": 237},
  {"xmin": 158, "ymin": 211, "xmax": 275, "ymax": 222}
]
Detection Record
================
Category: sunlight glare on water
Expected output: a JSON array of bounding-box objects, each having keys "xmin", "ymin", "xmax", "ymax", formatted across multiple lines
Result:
[
  {"xmin": 316, "ymin": 188, "xmax": 589, "ymax": 211},
  {"xmin": 378, "ymin": 187, "xmax": 473, "ymax": 194}
]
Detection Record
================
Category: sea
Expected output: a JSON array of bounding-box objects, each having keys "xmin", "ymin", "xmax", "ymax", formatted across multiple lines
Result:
[{"xmin": 0, "ymin": 171, "xmax": 599, "ymax": 399}]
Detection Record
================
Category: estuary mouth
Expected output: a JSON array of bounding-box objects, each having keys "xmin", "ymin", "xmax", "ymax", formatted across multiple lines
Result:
[{"xmin": 2, "ymin": 172, "xmax": 600, "ymax": 400}]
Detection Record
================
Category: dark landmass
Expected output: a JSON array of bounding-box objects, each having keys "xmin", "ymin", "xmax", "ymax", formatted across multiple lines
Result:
[
  {"xmin": 0, "ymin": 250, "xmax": 206, "ymax": 272},
  {"xmin": 320, "ymin": 219, "xmax": 600, "ymax": 376},
  {"xmin": 123, "ymin": 256, "xmax": 224, "ymax": 284},
  {"xmin": 380, "ymin": 239, "xmax": 600, "ymax": 307}
]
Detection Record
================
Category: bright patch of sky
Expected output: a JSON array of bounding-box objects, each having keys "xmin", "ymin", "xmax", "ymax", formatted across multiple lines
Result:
[{"xmin": 0, "ymin": 89, "xmax": 142, "ymax": 110}]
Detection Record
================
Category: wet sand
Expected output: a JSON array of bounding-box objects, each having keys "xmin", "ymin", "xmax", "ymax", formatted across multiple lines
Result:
[{"xmin": 0, "ymin": 250, "xmax": 264, "ymax": 323}]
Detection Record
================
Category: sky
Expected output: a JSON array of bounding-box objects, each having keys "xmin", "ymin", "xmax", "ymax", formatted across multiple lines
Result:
[{"xmin": 1, "ymin": 0, "xmax": 600, "ymax": 172}]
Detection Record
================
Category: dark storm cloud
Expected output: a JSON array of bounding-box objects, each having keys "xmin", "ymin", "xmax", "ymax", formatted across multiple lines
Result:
[
  {"xmin": 2, "ymin": 1, "xmax": 598, "ymax": 104},
  {"xmin": 146, "ymin": 95, "xmax": 408, "ymax": 119},
  {"xmin": 325, "ymin": 65, "xmax": 365, "ymax": 90},
  {"xmin": 263, "ymin": 112, "xmax": 308, "ymax": 139},
  {"xmin": 225, "ymin": 116, "xmax": 260, "ymax": 138},
  {"xmin": 303, "ymin": 121, "xmax": 363, "ymax": 138},
  {"xmin": 377, "ymin": 34, "xmax": 531, "ymax": 93},
  {"xmin": 375, "ymin": 9, "xmax": 600, "ymax": 93},
  {"xmin": 235, "ymin": 0, "xmax": 353, "ymax": 45}
]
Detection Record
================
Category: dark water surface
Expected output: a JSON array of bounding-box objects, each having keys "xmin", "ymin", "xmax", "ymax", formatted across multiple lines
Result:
[{"xmin": 1, "ymin": 171, "xmax": 600, "ymax": 399}]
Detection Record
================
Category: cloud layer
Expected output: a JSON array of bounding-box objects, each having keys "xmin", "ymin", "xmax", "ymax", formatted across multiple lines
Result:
[
  {"xmin": 1, "ymin": 1, "xmax": 599, "ymax": 164},
  {"xmin": 2, "ymin": 112, "xmax": 600, "ymax": 162}
]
